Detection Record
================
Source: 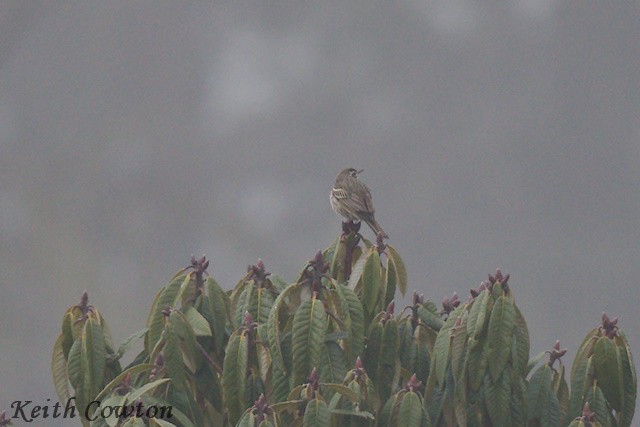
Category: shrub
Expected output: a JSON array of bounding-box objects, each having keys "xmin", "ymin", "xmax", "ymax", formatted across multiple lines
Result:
[{"xmin": 50, "ymin": 224, "xmax": 636, "ymax": 426}]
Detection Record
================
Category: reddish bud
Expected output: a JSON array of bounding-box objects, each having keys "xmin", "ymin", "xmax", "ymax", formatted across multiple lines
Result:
[
  {"xmin": 308, "ymin": 367, "xmax": 320, "ymax": 391},
  {"xmin": 115, "ymin": 372, "xmax": 132, "ymax": 395},
  {"xmin": 244, "ymin": 311, "xmax": 254, "ymax": 328},
  {"xmin": 441, "ymin": 292, "xmax": 461, "ymax": 315},
  {"xmin": 252, "ymin": 394, "xmax": 271, "ymax": 423},
  {"xmin": 580, "ymin": 402, "xmax": 597, "ymax": 422},
  {"xmin": 80, "ymin": 290, "xmax": 89, "ymax": 306},
  {"xmin": 412, "ymin": 292, "xmax": 424, "ymax": 306},
  {"xmin": 600, "ymin": 312, "xmax": 619, "ymax": 338},
  {"xmin": 0, "ymin": 411, "xmax": 10, "ymax": 427},
  {"xmin": 387, "ymin": 301, "xmax": 395, "ymax": 315},
  {"xmin": 547, "ymin": 340, "xmax": 568, "ymax": 367},
  {"xmin": 404, "ymin": 374, "xmax": 423, "ymax": 392}
]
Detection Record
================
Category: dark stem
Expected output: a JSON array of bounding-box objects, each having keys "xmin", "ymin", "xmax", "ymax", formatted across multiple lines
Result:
[
  {"xmin": 343, "ymin": 228, "xmax": 361, "ymax": 279},
  {"xmin": 197, "ymin": 341, "xmax": 223, "ymax": 374}
]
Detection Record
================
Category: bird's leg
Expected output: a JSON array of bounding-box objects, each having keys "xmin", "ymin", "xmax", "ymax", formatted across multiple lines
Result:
[
  {"xmin": 343, "ymin": 228, "xmax": 361, "ymax": 280},
  {"xmin": 341, "ymin": 220, "xmax": 361, "ymax": 239},
  {"xmin": 375, "ymin": 232, "xmax": 387, "ymax": 253}
]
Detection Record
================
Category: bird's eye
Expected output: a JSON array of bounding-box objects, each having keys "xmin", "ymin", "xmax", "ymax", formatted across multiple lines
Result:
[{"xmin": 350, "ymin": 170, "xmax": 357, "ymax": 177}]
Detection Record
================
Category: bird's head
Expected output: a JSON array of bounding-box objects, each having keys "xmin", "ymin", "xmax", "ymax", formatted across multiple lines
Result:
[{"xmin": 342, "ymin": 168, "xmax": 363, "ymax": 178}]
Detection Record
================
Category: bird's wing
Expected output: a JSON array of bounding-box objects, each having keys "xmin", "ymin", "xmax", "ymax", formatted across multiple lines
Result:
[
  {"xmin": 331, "ymin": 187, "xmax": 350, "ymax": 199},
  {"xmin": 357, "ymin": 182, "xmax": 375, "ymax": 214},
  {"xmin": 336, "ymin": 181, "xmax": 374, "ymax": 214}
]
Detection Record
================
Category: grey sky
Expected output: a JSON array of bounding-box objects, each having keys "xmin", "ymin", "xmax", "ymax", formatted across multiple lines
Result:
[{"xmin": 0, "ymin": 2, "xmax": 638, "ymax": 425}]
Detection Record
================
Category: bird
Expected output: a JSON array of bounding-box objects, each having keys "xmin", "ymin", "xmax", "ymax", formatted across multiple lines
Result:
[{"xmin": 330, "ymin": 168, "xmax": 388, "ymax": 239}]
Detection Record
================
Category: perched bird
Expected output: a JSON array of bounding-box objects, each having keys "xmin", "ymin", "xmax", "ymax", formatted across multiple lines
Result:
[{"xmin": 330, "ymin": 168, "xmax": 388, "ymax": 238}]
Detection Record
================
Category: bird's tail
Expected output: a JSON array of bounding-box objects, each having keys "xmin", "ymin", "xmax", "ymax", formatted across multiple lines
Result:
[{"xmin": 365, "ymin": 217, "xmax": 388, "ymax": 239}]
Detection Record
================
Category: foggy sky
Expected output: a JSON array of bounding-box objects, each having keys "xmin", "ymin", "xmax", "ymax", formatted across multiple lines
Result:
[{"xmin": 0, "ymin": 2, "xmax": 638, "ymax": 425}]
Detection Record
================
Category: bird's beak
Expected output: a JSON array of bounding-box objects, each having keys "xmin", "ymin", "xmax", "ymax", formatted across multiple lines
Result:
[{"xmin": 357, "ymin": 169, "xmax": 364, "ymax": 175}]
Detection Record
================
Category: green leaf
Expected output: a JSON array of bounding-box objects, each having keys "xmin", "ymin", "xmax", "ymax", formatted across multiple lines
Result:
[
  {"xmin": 201, "ymin": 277, "xmax": 230, "ymax": 354},
  {"xmin": 593, "ymin": 336, "xmax": 622, "ymax": 411},
  {"xmin": 527, "ymin": 351, "xmax": 546, "ymax": 375},
  {"xmin": 93, "ymin": 364, "xmax": 156, "ymax": 402},
  {"xmin": 99, "ymin": 312, "xmax": 117, "ymax": 354},
  {"xmin": 267, "ymin": 282, "xmax": 302, "ymax": 377},
  {"xmin": 254, "ymin": 286, "xmax": 276, "ymax": 325},
  {"xmin": 140, "ymin": 394, "xmax": 196, "ymax": 427},
  {"xmin": 271, "ymin": 399, "xmax": 305, "ymax": 414},
  {"xmin": 453, "ymin": 353, "xmax": 468, "ymax": 427},
  {"xmin": 181, "ymin": 306, "xmax": 212, "ymax": 336},
  {"xmin": 364, "ymin": 322, "xmax": 383, "ymax": 384},
  {"xmin": 82, "ymin": 316, "xmax": 106, "ymax": 398},
  {"xmin": 347, "ymin": 247, "xmax": 370, "ymax": 291},
  {"xmin": 98, "ymin": 394, "xmax": 128, "ymax": 426},
  {"xmin": 329, "ymin": 236, "xmax": 347, "ymax": 282},
  {"xmin": 433, "ymin": 347, "xmax": 450, "ymax": 391},
  {"xmin": 413, "ymin": 325, "xmax": 432, "ymax": 383},
  {"xmin": 466, "ymin": 290, "xmax": 489, "ymax": 340},
  {"xmin": 146, "ymin": 275, "xmax": 186, "ymax": 353},
  {"xmin": 256, "ymin": 338, "xmax": 272, "ymax": 385},
  {"xmin": 527, "ymin": 364, "xmax": 552, "ymax": 421},
  {"xmin": 327, "ymin": 408, "xmax": 375, "ymax": 419},
  {"xmin": 383, "ymin": 257, "xmax": 397, "ymax": 308},
  {"xmin": 465, "ymin": 340, "xmax": 486, "ymax": 392},
  {"xmin": 150, "ymin": 419, "xmax": 180, "ymax": 427},
  {"xmin": 376, "ymin": 319, "xmax": 400, "ymax": 402},
  {"xmin": 512, "ymin": 305, "xmax": 530, "ymax": 376},
  {"xmin": 615, "ymin": 332, "xmax": 637, "ymax": 427},
  {"xmin": 319, "ymin": 341, "xmax": 346, "ymax": 385},
  {"xmin": 487, "ymin": 296, "xmax": 516, "ymax": 381},
  {"xmin": 417, "ymin": 302, "xmax": 443, "ymax": 331},
  {"xmin": 450, "ymin": 317, "xmax": 468, "ymax": 384},
  {"xmin": 425, "ymin": 383, "xmax": 444, "ymax": 426},
  {"xmin": 222, "ymin": 330, "xmax": 249, "ymax": 424},
  {"xmin": 169, "ymin": 310, "xmax": 201, "ymax": 373},
  {"xmin": 542, "ymin": 376, "xmax": 563, "ymax": 427},
  {"xmin": 322, "ymin": 384, "xmax": 359, "ymax": 402},
  {"xmin": 398, "ymin": 391, "xmax": 423, "ymax": 427},
  {"xmin": 270, "ymin": 275, "xmax": 289, "ymax": 292},
  {"xmin": 61, "ymin": 310, "xmax": 76, "ymax": 355},
  {"xmin": 52, "ymin": 334, "xmax": 70, "ymax": 403},
  {"xmin": 571, "ymin": 331, "xmax": 598, "ymax": 380},
  {"xmin": 484, "ymin": 372, "xmax": 510, "ymax": 427},
  {"xmin": 509, "ymin": 376, "xmax": 529, "ymax": 427},
  {"xmin": 230, "ymin": 272, "xmax": 253, "ymax": 317},
  {"xmin": 386, "ymin": 244, "xmax": 408, "ymax": 296},
  {"xmin": 127, "ymin": 378, "xmax": 171, "ymax": 402},
  {"xmin": 568, "ymin": 351, "xmax": 594, "ymax": 420},
  {"xmin": 378, "ymin": 393, "xmax": 398, "ymax": 426},
  {"xmin": 234, "ymin": 284, "xmax": 255, "ymax": 327},
  {"xmin": 173, "ymin": 273, "xmax": 196, "ymax": 309},
  {"xmin": 336, "ymin": 284, "xmax": 365, "ymax": 364},
  {"xmin": 272, "ymin": 360, "xmax": 292, "ymax": 404},
  {"xmin": 194, "ymin": 360, "xmax": 223, "ymax": 412},
  {"xmin": 433, "ymin": 312, "xmax": 460, "ymax": 387},
  {"xmin": 236, "ymin": 412, "xmax": 257, "ymax": 427},
  {"xmin": 420, "ymin": 406, "xmax": 432, "ymax": 427},
  {"xmin": 164, "ymin": 321, "xmax": 187, "ymax": 391},
  {"xmin": 584, "ymin": 385, "xmax": 610, "ymax": 427},
  {"xmin": 398, "ymin": 319, "xmax": 415, "ymax": 370},
  {"xmin": 292, "ymin": 295, "xmax": 327, "ymax": 386},
  {"xmin": 303, "ymin": 398, "xmax": 330, "ymax": 427},
  {"xmin": 123, "ymin": 417, "xmax": 147, "ymax": 427},
  {"xmin": 116, "ymin": 328, "xmax": 148, "ymax": 359},
  {"xmin": 552, "ymin": 364, "xmax": 570, "ymax": 423},
  {"xmin": 361, "ymin": 250, "xmax": 382, "ymax": 316}
]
